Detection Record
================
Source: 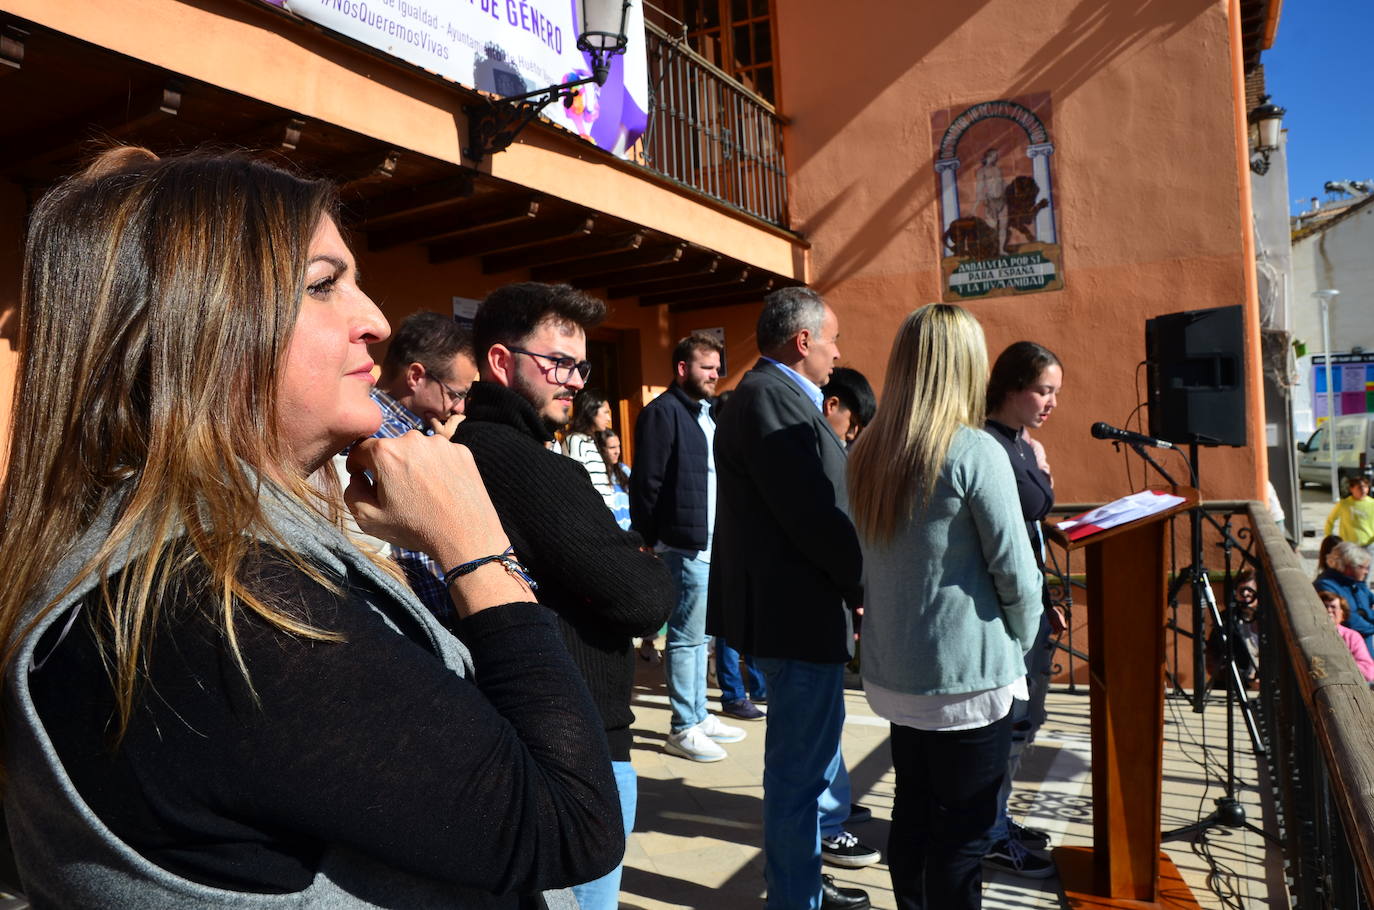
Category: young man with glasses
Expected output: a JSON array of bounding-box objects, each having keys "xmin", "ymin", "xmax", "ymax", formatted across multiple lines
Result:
[
  {"xmin": 350, "ymin": 310, "xmax": 477, "ymax": 623},
  {"xmin": 455, "ymin": 282, "xmax": 673, "ymax": 910}
]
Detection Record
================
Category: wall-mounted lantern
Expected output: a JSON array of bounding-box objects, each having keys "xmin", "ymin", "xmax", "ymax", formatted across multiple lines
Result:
[
  {"xmin": 465, "ymin": 0, "xmax": 633, "ymax": 163},
  {"xmin": 1248, "ymin": 95, "xmax": 1286, "ymax": 176}
]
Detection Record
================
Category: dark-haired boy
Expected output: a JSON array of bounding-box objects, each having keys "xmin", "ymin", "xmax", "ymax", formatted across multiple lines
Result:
[
  {"xmin": 454, "ymin": 282, "xmax": 673, "ymax": 910},
  {"xmin": 821, "ymin": 367, "xmax": 876, "ymax": 447}
]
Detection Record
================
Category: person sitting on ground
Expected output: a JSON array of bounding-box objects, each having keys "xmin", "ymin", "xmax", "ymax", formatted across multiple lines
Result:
[
  {"xmin": 0, "ymin": 148, "xmax": 621, "ymax": 906},
  {"xmin": 1316, "ymin": 589, "xmax": 1374, "ymax": 684},
  {"xmin": 1315, "ymin": 534, "xmax": 1344, "ymax": 581},
  {"xmin": 563, "ymin": 389, "xmax": 617, "ymax": 510},
  {"xmin": 1325, "ymin": 476, "xmax": 1374, "ymax": 555},
  {"xmin": 1316, "ymin": 541, "xmax": 1374, "ymax": 657}
]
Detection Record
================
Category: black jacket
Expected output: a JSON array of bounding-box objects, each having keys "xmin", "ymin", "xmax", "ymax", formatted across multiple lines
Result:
[
  {"xmin": 454, "ymin": 381, "xmax": 674, "ymax": 760},
  {"xmin": 706, "ymin": 362, "xmax": 862, "ymax": 663},
  {"xmin": 629, "ymin": 383, "xmax": 714, "ymax": 552}
]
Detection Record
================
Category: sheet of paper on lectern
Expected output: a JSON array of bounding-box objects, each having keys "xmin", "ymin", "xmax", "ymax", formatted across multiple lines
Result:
[{"xmin": 1056, "ymin": 490, "xmax": 1186, "ymax": 541}]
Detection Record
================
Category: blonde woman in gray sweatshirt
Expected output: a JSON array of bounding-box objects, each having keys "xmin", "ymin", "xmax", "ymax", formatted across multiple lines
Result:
[{"xmin": 847, "ymin": 304, "xmax": 1042, "ymax": 910}]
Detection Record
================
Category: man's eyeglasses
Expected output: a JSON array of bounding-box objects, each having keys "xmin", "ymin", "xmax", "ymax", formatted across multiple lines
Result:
[
  {"xmin": 507, "ymin": 347, "xmax": 592, "ymax": 384},
  {"xmin": 428, "ymin": 373, "xmax": 467, "ymax": 404}
]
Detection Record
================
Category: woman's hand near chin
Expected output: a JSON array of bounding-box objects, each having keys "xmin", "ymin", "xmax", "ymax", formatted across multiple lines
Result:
[{"xmin": 344, "ymin": 432, "xmax": 529, "ymax": 615}]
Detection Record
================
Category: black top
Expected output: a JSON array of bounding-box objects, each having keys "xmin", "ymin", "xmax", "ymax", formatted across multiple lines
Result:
[
  {"xmin": 455, "ymin": 381, "xmax": 673, "ymax": 761},
  {"xmin": 707, "ymin": 362, "xmax": 862, "ymax": 663},
  {"xmin": 629, "ymin": 383, "xmax": 714, "ymax": 552},
  {"xmin": 985, "ymin": 419, "xmax": 1055, "ymax": 566},
  {"xmin": 30, "ymin": 549, "xmax": 622, "ymax": 896}
]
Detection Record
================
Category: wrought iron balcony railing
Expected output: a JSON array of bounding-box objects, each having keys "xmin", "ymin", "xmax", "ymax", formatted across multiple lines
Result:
[
  {"xmin": 638, "ymin": 22, "xmax": 788, "ymax": 228},
  {"xmin": 1042, "ymin": 499, "xmax": 1374, "ymax": 907}
]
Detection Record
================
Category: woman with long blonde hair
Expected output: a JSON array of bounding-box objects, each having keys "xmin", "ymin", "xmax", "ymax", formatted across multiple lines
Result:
[
  {"xmin": 847, "ymin": 304, "xmax": 1042, "ymax": 910},
  {"xmin": 0, "ymin": 148, "xmax": 620, "ymax": 906}
]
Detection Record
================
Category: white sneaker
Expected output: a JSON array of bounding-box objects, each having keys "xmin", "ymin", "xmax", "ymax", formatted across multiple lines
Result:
[
  {"xmin": 664, "ymin": 725, "xmax": 728, "ymax": 762},
  {"xmin": 698, "ymin": 713, "xmax": 746, "ymax": 744}
]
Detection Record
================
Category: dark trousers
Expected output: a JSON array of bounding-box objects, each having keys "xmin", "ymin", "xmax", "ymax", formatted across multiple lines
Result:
[{"xmin": 887, "ymin": 713, "xmax": 1012, "ymax": 910}]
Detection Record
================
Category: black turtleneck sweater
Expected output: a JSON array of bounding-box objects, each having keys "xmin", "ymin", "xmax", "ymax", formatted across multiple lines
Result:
[{"xmin": 455, "ymin": 381, "xmax": 673, "ymax": 761}]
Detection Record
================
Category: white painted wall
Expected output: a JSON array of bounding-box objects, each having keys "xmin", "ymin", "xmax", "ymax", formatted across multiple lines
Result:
[{"xmin": 1290, "ymin": 197, "xmax": 1374, "ymax": 434}]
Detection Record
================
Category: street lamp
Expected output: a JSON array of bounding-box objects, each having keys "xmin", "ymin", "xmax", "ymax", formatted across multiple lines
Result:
[
  {"xmin": 1315, "ymin": 288, "xmax": 1340, "ymax": 501},
  {"xmin": 1248, "ymin": 95, "xmax": 1286, "ymax": 176},
  {"xmin": 465, "ymin": 0, "xmax": 634, "ymax": 163}
]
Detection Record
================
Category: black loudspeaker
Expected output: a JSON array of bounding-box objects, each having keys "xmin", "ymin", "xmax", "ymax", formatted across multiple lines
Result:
[{"xmin": 1145, "ymin": 305, "xmax": 1247, "ymax": 447}]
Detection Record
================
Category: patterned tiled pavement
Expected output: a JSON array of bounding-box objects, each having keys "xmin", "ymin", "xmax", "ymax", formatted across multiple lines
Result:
[{"xmin": 621, "ymin": 656, "xmax": 1282, "ymax": 909}]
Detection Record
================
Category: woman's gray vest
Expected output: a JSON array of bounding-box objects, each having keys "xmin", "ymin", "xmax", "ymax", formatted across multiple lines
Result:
[{"xmin": 3, "ymin": 495, "xmax": 579, "ymax": 909}]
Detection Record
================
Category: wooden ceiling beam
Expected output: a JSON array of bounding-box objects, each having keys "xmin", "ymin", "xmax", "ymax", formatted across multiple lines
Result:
[
  {"xmin": 638, "ymin": 268, "xmax": 752, "ymax": 306},
  {"xmin": 552, "ymin": 243, "xmax": 688, "ymax": 286},
  {"xmin": 368, "ymin": 193, "xmax": 539, "ymax": 251},
  {"xmin": 0, "ymin": 80, "xmax": 182, "ymax": 170},
  {"xmin": 428, "ymin": 215, "xmax": 595, "ymax": 264},
  {"xmin": 606, "ymin": 257, "xmax": 724, "ymax": 297},
  {"xmin": 1, "ymin": 25, "xmax": 27, "ymax": 75},
  {"xmin": 229, "ymin": 116, "xmax": 309, "ymax": 154},
  {"xmin": 548, "ymin": 241, "xmax": 685, "ymax": 283},
  {"xmin": 354, "ymin": 173, "xmax": 477, "ymax": 227},
  {"xmin": 667, "ymin": 281, "xmax": 777, "ymax": 313},
  {"xmin": 482, "ymin": 230, "xmax": 645, "ymax": 275},
  {"xmin": 337, "ymin": 149, "xmax": 401, "ymax": 193}
]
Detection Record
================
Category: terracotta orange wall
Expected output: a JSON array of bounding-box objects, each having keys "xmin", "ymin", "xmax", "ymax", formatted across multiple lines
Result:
[{"xmin": 775, "ymin": 0, "xmax": 1266, "ymax": 503}]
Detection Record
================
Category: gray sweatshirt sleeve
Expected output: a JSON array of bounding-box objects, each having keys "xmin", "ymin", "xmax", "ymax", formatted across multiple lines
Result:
[{"xmin": 964, "ymin": 431, "xmax": 1044, "ymax": 652}]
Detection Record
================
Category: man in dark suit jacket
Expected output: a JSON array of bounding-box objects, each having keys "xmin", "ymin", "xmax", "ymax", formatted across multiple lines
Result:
[{"xmin": 708, "ymin": 287, "xmax": 871, "ymax": 910}]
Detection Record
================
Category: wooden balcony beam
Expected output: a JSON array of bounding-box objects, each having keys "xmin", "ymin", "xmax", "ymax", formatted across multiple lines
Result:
[
  {"xmin": 428, "ymin": 215, "xmax": 595, "ymax": 264},
  {"xmin": 1, "ymin": 25, "xmax": 27, "ymax": 75},
  {"xmin": 667, "ymin": 280, "xmax": 776, "ymax": 313},
  {"xmin": 482, "ymin": 229, "xmax": 645, "ymax": 275},
  {"xmin": 0, "ymin": 80, "xmax": 181, "ymax": 170},
  {"xmin": 354, "ymin": 173, "xmax": 477, "ymax": 228},
  {"xmin": 637, "ymin": 268, "xmax": 751, "ymax": 307},
  {"xmin": 552, "ymin": 243, "xmax": 687, "ymax": 286},
  {"xmin": 606, "ymin": 256, "xmax": 724, "ymax": 297},
  {"xmin": 368, "ymin": 193, "xmax": 539, "ymax": 251},
  {"xmin": 338, "ymin": 149, "xmax": 401, "ymax": 193}
]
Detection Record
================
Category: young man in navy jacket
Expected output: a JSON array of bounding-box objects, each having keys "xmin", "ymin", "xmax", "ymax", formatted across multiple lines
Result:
[{"xmin": 630, "ymin": 332, "xmax": 747, "ymax": 762}]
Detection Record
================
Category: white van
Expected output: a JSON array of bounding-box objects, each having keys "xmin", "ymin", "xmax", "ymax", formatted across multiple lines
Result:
[{"xmin": 1297, "ymin": 414, "xmax": 1374, "ymax": 492}]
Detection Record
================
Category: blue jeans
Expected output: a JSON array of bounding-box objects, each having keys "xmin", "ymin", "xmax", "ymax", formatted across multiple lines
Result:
[
  {"xmin": 819, "ymin": 752, "xmax": 852, "ymax": 839},
  {"xmin": 663, "ymin": 551, "xmax": 711, "ymax": 733},
  {"xmin": 716, "ymin": 635, "xmax": 767, "ymax": 702},
  {"xmin": 888, "ymin": 715, "xmax": 1011, "ymax": 910},
  {"xmin": 571, "ymin": 760, "xmax": 637, "ymax": 910},
  {"xmin": 756, "ymin": 657, "xmax": 847, "ymax": 910}
]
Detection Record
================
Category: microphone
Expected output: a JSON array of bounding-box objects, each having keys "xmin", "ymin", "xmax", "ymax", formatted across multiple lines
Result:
[{"xmin": 1091, "ymin": 421, "xmax": 1176, "ymax": 450}]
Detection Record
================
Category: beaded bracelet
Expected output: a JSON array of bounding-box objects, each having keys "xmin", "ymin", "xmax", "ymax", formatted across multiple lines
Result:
[{"xmin": 442, "ymin": 546, "xmax": 538, "ymax": 592}]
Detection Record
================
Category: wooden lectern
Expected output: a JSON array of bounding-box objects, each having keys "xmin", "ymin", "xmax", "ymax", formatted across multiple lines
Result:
[{"xmin": 1046, "ymin": 487, "xmax": 1202, "ymax": 910}]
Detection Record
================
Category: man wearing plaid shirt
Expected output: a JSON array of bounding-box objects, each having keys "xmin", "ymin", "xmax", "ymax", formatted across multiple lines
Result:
[{"xmin": 362, "ymin": 311, "xmax": 478, "ymax": 625}]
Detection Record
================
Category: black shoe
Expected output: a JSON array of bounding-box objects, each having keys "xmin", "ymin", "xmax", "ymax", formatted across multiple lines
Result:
[
  {"xmin": 821, "ymin": 831, "xmax": 881, "ymax": 868},
  {"xmin": 846, "ymin": 802, "xmax": 872, "ymax": 824},
  {"xmin": 820, "ymin": 874, "xmax": 871, "ymax": 909},
  {"xmin": 983, "ymin": 838, "xmax": 1055, "ymax": 879},
  {"xmin": 720, "ymin": 698, "xmax": 766, "ymax": 721},
  {"xmin": 1007, "ymin": 818, "xmax": 1051, "ymax": 850}
]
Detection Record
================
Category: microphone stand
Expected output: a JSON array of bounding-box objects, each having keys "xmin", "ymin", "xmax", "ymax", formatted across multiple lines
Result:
[{"xmin": 1112, "ymin": 439, "xmax": 1273, "ymax": 844}]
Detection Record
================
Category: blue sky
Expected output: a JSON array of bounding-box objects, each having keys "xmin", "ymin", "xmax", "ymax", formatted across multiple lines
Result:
[{"xmin": 1263, "ymin": 0, "xmax": 1373, "ymax": 215}]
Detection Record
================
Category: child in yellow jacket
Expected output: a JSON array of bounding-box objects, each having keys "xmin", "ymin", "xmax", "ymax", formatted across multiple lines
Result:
[{"xmin": 1325, "ymin": 476, "xmax": 1374, "ymax": 547}]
